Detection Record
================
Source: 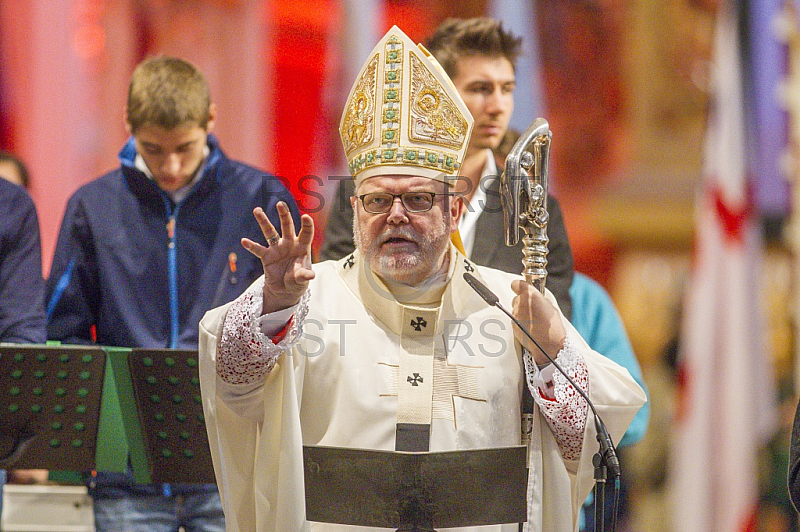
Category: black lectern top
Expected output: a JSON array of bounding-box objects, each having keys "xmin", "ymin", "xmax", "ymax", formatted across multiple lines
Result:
[{"xmin": 304, "ymin": 445, "xmax": 528, "ymax": 530}]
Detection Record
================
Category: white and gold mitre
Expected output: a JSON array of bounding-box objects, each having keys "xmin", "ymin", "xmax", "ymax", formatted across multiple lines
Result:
[{"xmin": 339, "ymin": 26, "xmax": 474, "ymax": 186}]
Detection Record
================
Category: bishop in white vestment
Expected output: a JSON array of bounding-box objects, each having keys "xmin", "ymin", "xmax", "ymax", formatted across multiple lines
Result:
[{"xmin": 198, "ymin": 26, "xmax": 646, "ymax": 532}]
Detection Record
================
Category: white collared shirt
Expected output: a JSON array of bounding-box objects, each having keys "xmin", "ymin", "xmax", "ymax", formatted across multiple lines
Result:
[{"xmin": 458, "ymin": 149, "xmax": 496, "ymax": 258}]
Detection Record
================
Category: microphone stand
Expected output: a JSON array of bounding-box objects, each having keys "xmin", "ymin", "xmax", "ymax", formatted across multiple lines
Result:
[{"xmin": 463, "ymin": 273, "xmax": 620, "ymax": 532}]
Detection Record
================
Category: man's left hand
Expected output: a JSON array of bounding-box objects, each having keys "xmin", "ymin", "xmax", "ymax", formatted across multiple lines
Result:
[{"xmin": 510, "ymin": 280, "xmax": 566, "ymax": 365}]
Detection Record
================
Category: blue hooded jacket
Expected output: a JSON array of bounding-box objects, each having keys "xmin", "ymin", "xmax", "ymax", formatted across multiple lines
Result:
[
  {"xmin": 46, "ymin": 134, "xmax": 299, "ymax": 348},
  {"xmin": 45, "ymin": 135, "xmax": 300, "ymax": 496},
  {"xmin": 0, "ymin": 178, "xmax": 46, "ymax": 344}
]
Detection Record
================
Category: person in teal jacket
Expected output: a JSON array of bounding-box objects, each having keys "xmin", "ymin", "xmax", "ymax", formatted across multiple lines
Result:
[{"xmin": 571, "ymin": 272, "xmax": 649, "ymax": 530}]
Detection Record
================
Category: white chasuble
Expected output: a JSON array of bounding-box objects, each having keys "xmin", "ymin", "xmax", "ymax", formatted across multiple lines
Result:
[{"xmin": 199, "ymin": 246, "xmax": 646, "ymax": 532}]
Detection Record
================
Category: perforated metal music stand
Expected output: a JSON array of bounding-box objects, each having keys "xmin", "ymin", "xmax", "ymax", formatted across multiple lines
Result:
[
  {"xmin": 0, "ymin": 345, "xmax": 108, "ymax": 472},
  {"xmin": 303, "ymin": 445, "xmax": 528, "ymax": 531},
  {"xmin": 120, "ymin": 348, "xmax": 215, "ymax": 484}
]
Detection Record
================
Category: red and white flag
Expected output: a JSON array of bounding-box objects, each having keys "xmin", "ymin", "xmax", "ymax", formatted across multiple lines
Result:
[{"xmin": 669, "ymin": 2, "xmax": 778, "ymax": 531}]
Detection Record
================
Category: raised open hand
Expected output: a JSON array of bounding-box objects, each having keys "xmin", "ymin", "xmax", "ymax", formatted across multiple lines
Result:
[{"xmin": 241, "ymin": 202, "xmax": 315, "ymax": 314}]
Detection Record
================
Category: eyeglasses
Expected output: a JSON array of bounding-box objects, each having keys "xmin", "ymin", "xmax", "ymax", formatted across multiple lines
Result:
[{"xmin": 356, "ymin": 192, "xmax": 450, "ymax": 214}]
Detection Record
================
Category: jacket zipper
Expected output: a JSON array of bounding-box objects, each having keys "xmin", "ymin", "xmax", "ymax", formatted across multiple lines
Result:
[{"xmin": 164, "ymin": 200, "xmax": 181, "ymax": 349}]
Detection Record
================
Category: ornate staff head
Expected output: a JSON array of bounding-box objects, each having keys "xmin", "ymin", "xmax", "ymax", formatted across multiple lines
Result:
[{"xmin": 500, "ymin": 118, "xmax": 552, "ymax": 293}]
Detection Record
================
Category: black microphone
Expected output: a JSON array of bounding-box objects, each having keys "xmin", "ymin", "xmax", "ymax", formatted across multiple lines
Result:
[
  {"xmin": 462, "ymin": 272, "xmax": 620, "ymax": 479},
  {"xmin": 463, "ymin": 271, "xmax": 499, "ymax": 306}
]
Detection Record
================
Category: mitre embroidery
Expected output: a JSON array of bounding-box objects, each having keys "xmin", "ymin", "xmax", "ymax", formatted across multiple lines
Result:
[
  {"xmin": 341, "ymin": 53, "xmax": 379, "ymax": 156},
  {"xmin": 408, "ymin": 51, "xmax": 469, "ymax": 149}
]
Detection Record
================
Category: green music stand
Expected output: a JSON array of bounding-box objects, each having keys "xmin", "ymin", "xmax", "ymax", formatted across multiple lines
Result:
[
  {"xmin": 0, "ymin": 345, "xmax": 108, "ymax": 472},
  {"xmin": 120, "ymin": 348, "xmax": 215, "ymax": 484}
]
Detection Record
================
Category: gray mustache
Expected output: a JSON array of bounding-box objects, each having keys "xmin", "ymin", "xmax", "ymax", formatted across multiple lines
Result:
[{"xmin": 379, "ymin": 229, "xmax": 421, "ymax": 245}]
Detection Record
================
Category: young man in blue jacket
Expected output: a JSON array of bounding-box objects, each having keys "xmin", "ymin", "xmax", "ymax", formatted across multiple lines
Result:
[
  {"xmin": 45, "ymin": 56, "xmax": 301, "ymax": 532},
  {"xmin": 0, "ymin": 165, "xmax": 48, "ymax": 517},
  {"xmin": 0, "ymin": 159, "xmax": 46, "ymax": 345}
]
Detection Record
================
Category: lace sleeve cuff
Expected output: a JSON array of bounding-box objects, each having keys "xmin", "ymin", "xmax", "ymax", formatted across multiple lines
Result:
[
  {"xmin": 216, "ymin": 278, "xmax": 310, "ymax": 385},
  {"xmin": 523, "ymin": 336, "xmax": 589, "ymax": 460}
]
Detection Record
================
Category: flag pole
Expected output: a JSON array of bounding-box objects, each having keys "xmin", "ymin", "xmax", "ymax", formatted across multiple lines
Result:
[{"xmin": 775, "ymin": 3, "xmax": 800, "ymax": 394}]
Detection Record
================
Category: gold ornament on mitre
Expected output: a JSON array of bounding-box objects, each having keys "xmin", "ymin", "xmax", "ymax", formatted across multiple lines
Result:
[{"xmin": 339, "ymin": 25, "xmax": 474, "ymax": 187}]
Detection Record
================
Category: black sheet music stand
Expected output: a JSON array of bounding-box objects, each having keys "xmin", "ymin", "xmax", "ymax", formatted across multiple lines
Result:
[
  {"xmin": 121, "ymin": 348, "xmax": 215, "ymax": 484},
  {"xmin": 0, "ymin": 345, "xmax": 107, "ymax": 471},
  {"xmin": 303, "ymin": 445, "xmax": 528, "ymax": 531}
]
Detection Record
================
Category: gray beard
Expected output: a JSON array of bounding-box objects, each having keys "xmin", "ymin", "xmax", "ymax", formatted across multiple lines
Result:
[{"xmin": 353, "ymin": 212, "xmax": 451, "ymax": 287}]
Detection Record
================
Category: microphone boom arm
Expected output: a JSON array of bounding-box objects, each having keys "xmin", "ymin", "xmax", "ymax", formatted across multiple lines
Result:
[{"xmin": 463, "ymin": 271, "xmax": 621, "ymax": 481}]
